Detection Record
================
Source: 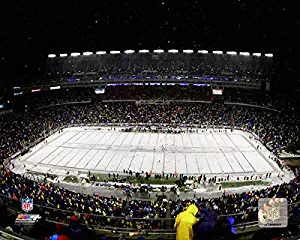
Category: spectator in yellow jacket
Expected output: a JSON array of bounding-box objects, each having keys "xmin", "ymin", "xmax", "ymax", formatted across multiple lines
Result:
[{"xmin": 174, "ymin": 204, "xmax": 198, "ymax": 240}]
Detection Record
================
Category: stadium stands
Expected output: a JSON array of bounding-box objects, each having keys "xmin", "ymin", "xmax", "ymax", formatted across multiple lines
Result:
[
  {"xmin": 1, "ymin": 84, "xmax": 300, "ymax": 239},
  {"xmin": 46, "ymin": 52, "xmax": 273, "ymax": 83}
]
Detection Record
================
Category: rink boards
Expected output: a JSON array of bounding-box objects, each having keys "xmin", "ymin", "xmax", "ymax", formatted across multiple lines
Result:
[{"xmin": 21, "ymin": 127, "xmax": 280, "ymax": 175}]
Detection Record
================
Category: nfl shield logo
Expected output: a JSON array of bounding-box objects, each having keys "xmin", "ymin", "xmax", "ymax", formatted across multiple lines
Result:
[
  {"xmin": 21, "ymin": 198, "xmax": 33, "ymax": 212},
  {"xmin": 267, "ymin": 205, "xmax": 280, "ymax": 221}
]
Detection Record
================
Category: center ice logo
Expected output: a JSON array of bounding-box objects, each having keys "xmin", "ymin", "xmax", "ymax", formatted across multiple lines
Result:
[{"xmin": 21, "ymin": 198, "xmax": 34, "ymax": 213}]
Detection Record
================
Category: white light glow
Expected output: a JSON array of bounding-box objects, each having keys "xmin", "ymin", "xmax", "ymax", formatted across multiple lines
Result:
[
  {"xmin": 168, "ymin": 49, "xmax": 178, "ymax": 53},
  {"xmin": 59, "ymin": 54, "xmax": 68, "ymax": 57},
  {"xmin": 139, "ymin": 49, "xmax": 150, "ymax": 53},
  {"xmin": 253, "ymin": 53, "xmax": 261, "ymax": 57},
  {"xmin": 213, "ymin": 51, "xmax": 223, "ymax": 54},
  {"xmin": 124, "ymin": 50, "xmax": 135, "ymax": 54},
  {"xmin": 110, "ymin": 50, "xmax": 121, "ymax": 54},
  {"xmin": 50, "ymin": 86, "xmax": 61, "ymax": 90},
  {"xmin": 48, "ymin": 54, "xmax": 56, "ymax": 58},
  {"xmin": 265, "ymin": 53, "xmax": 273, "ymax": 57},
  {"xmin": 70, "ymin": 52, "xmax": 80, "ymax": 57},
  {"xmin": 96, "ymin": 51, "xmax": 106, "ymax": 55},
  {"xmin": 183, "ymin": 49, "xmax": 194, "ymax": 53},
  {"xmin": 83, "ymin": 52, "xmax": 93, "ymax": 56},
  {"xmin": 153, "ymin": 49, "xmax": 164, "ymax": 53},
  {"xmin": 198, "ymin": 50, "xmax": 208, "ymax": 54},
  {"xmin": 226, "ymin": 51, "xmax": 237, "ymax": 55},
  {"xmin": 240, "ymin": 52, "xmax": 250, "ymax": 56},
  {"xmin": 31, "ymin": 88, "xmax": 41, "ymax": 93},
  {"xmin": 212, "ymin": 89, "xmax": 223, "ymax": 95}
]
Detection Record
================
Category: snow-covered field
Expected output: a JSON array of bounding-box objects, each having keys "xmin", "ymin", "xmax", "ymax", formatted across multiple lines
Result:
[{"xmin": 14, "ymin": 127, "xmax": 282, "ymax": 177}]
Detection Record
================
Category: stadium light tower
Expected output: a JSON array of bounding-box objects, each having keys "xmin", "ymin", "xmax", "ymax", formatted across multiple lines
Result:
[
  {"xmin": 71, "ymin": 52, "xmax": 80, "ymax": 57},
  {"xmin": 240, "ymin": 52, "xmax": 250, "ymax": 56},
  {"xmin": 183, "ymin": 49, "xmax": 194, "ymax": 53},
  {"xmin": 48, "ymin": 54, "xmax": 56, "ymax": 58},
  {"xmin": 139, "ymin": 49, "xmax": 150, "ymax": 53},
  {"xmin": 168, "ymin": 49, "xmax": 178, "ymax": 53},
  {"xmin": 198, "ymin": 50, "xmax": 208, "ymax": 54},
  {"xmin": 226, "ymin": 51, "xmax": 237, "ymax": 55},
  {"xmin": 213, "ymin": 51, "xmax": 223, "ymax": 54},
  {"xmin": 96, "ymin": 51, "xmax": 106, "ymax": 55},
  {"xmin": 59, "ymin": 53, "xmax": 68, "ymax": 57},
  {"xmin": 153, "ymin": 49, "xmax": 164, "ymax": 53},
  {"xmin": 83, "ymin": 52, "xmax": 93, "ymax": 56},
  {"xmin": 124, "ymin": 50, "xmax": 135, "ymax": 54},
  {"xmin": 253, "ymin": 53, "xmax": 261, "ymax": 57},
  {"xmin": 110, "ymin": 50, "xmax": 121, "ymax": 54},
  {"xmin": 265, "ymin": 53, "xmax": 273, "ymax": 57}
]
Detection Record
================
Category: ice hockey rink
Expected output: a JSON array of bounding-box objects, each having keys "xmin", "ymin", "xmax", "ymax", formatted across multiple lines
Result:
[{"xmin": 18, "ymin": 127, "xmax": 281, "ymax": 176}]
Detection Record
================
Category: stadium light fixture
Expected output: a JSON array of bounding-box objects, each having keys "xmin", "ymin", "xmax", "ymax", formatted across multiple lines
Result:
[
  {"xmin": 59, "ymin": 53, "xmax": 68, "ymax": 57},
  {"xmin": 48, "ymin": 54, "xmax": 56, "ymax": 58},
  {"xmin": 198, "ymin": 50, "xmax": 208, "ymax": 54},
  {"xmin": 83, "ymin": 52, "xmax": 93, "ymax": 56},
  {"xmin": 213, "ymin": 51, "xmax": 223, "ymax": 54},
  {"xmin": 31, "ymin": 88, "xmax": 41, "ymax": 93},
  {"xmin": 70, "ymin": 52, "xmax": 80, "ymax": 57},
  {"xmin": 50, "ymin": 86, "xmax": 61, "ymax": 90},
  {"xmin": 153, "ymin": 49, "xmax": 164, "ymax": 53},
  {"xmin": 139, "ymin": 49, "xmax": 150, "ymax": 53},
  {"xmin": 110, "ymin": 50, "xmax": 121, "ymax": 54},
  {"xmin": 240, "ymin": 52, "xmax": 250, "ymax": 56},
  {"xmin": 183, "ymin": 49, "xmax": 194, "ymax": 53},
  {"xmin": 226, "ymin": 51, "xmax": 237, "ymax": 55},
  {"xmin": 265, "ymin": 53, "xmax": 273, "ymax": 57},
  {"xmin": 96, "ymin": 51, "xmax": 106, "ymax": 55},
  {"xmin": 168, "ymin": 49, "xmax": 178, "ymax": 53},
  {"xmin": 124, "ymin": 50, "xmax": 135, "ymax": 54},
  {"xmin": 253, "ymin": 53, "xmax": 261, "ymax": 57}
]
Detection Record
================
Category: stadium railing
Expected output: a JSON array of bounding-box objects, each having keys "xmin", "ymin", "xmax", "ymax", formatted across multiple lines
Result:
[{"xmin": 0, "ymin": 227, "xmax": 36, "ymax": 240}]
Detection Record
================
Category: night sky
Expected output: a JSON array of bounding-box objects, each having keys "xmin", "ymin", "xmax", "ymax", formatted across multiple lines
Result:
[{"xmin": 1, "ymin": 0, "xmax": 300, "ymax": 92}]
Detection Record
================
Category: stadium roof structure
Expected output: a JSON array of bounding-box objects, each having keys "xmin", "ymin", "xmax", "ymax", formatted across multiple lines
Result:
[
  {"xmin": 48, "ymin": 49, "xmax": 272, "ymax": 58},
  {"xmin": 43, "ymin": 48, "xmax": 273, "ymax": 91}
]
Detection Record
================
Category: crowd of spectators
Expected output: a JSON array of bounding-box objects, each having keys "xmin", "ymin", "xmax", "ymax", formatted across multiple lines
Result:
[
  {"xmin": 2, "ymin": 98, "xmax": 299, "ymax": 167},
  {"xmin": 0, "ymin": 88, "xmax": 300, "ymax": 239},
  {"xmin": 12, "ymin": 86, "xmax": 294, "ymax": 112},
  {"xmin": 1, "ymin": 168, "xmax": 300, "ymax": 238}
]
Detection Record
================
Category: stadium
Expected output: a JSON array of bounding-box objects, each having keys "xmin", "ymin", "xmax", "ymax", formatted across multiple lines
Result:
[
  {"xmin": 1, "ymin": 49, "xmax": 300, "ymax": 240},
  {"xmin": 1, "ymin": 2, "xmax": 300, "ymax": 240}
]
